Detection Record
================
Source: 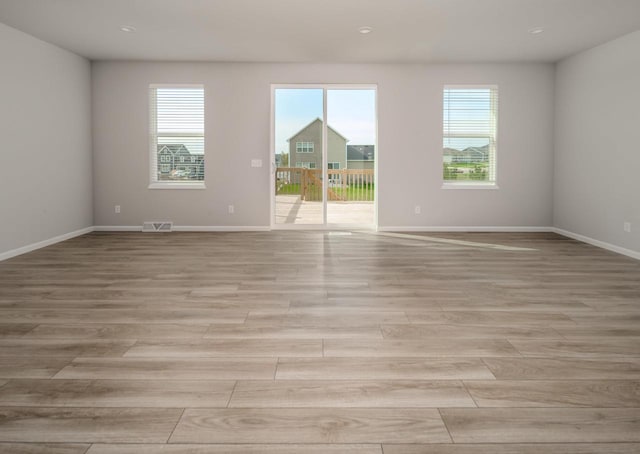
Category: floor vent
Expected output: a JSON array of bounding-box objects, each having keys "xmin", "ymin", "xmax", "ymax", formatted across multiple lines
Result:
[{"xmin": 142, "ymin": 221, "xmax": 173, "ymax": 232}]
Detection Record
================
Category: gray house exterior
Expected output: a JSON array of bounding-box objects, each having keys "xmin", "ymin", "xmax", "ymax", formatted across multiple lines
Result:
[
  {"xmin": 288, "ymin": 118, "xmax": 347, "ymax": 171},
  {"xmin": 347, "ymin": 145, "xmax": 375, "ymax": 170},
  {"xmin": 157, "ymin": 144, "xmax": 204, "ymax": 180}
]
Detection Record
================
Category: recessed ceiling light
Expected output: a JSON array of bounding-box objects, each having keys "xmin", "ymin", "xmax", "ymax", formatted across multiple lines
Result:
[
  {"xmin": 358, "ymin": 26, "xmax": 373, "ymax": 34},
  {"xmin": 119, "ymin": 25, "xmax": 137, "ymax": 33},
  {"xmin": 528, "ymin": 27, "xmax": 544, "ymax": 35}
]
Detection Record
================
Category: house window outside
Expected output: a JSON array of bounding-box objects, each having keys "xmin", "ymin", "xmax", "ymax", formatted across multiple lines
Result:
[
  {"xmin": 443, "ymin": 85, "xmax": 498, "ymax": 186},
  {"xmin": 295, "ymin": 162, "xmax": 316, "ymax": 169},
  {"xmin": 296, "ymin": 141, "xmax": 314, "ymax": 153},
  {"xmin": 150, "ymin": 85, "xmax": 205, "ymax": 187},
  {"xmin": 327, "ymin": 162, "xmax": 340, "ymax": 169}
]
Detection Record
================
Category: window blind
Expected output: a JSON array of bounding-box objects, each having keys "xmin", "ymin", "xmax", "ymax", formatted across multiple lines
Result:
[
  {"xmin": 443, "ymin": 86, "xmax": 498, "ymax": 184},
  {"xmin": 150, "ymin": 85, "xmax": 205, "ymax": 183}
]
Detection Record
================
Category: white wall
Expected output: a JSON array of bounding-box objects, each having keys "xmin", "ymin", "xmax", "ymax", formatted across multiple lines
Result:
[
  {"xmin": 92, "ymin": 61, "xmax": 555, "ymax": 229},
  {"xmin": 0, "ymin": 23, "xmax": 93, "ymax": 257},
  {"xmin": 554, "ymin": 31, "xmax": 640, "ymax": 255}
]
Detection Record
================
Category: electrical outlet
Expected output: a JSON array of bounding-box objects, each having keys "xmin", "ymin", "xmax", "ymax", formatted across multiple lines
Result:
[
  {"xmin": 414, "ymin": 205, "xmax": 421, "ymax": 215},
  {"xmin": 115, "ymin": 205, "xmax": 121, "ymax": 214},
  {"xmin": 624, "ymin": 222, "xmax": 631, "ymax": 233},
  {"xmin": 228, "ymin": 205, "xmax": 235, "ymax": 214}
]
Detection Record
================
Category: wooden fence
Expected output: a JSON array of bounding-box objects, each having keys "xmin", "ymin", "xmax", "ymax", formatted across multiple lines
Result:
[{"xmin": 276, "ymin": 168, "xmax": 374, "ymax": 202}]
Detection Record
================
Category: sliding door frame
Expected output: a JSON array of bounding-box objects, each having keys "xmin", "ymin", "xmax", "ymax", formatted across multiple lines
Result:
[{"xmin": 270, "ymin": 83, "xmax": 378, "ymax": 230}]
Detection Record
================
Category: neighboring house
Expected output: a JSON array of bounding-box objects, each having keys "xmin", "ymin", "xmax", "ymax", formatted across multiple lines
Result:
[
  {"xmin": 347, "ymin": 145, "xmax": 375, "ymax": 170},
  {"xmin": 288, "ymin": 118, "xmax": 347, "ymax": 171},
  {"xmin": 443, "ymin": 145, "xmax": 489, "ymax": 164},
  {"xmin": 157, "ymin": 144, "xmax": 204, "ymax": 180}
]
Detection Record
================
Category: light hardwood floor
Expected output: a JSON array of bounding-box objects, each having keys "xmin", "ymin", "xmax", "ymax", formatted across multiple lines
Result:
[{"xmin": 0, "ymin": 230, "xmax": 639, "ymax": 453}]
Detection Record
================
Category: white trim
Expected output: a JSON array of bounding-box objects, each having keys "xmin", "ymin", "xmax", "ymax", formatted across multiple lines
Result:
[
  {"xmin": 93, "ymin": 225, "xmax": 142, "ymax": 232},
  {"xmin": 173, "ymin": 225, "xmax": 270, "ymax": 232},
  {"xmin": 553, "ymin": 228, "xmax": 640, "ymax": 261},
  {"xmin": 378, "ymin": 226, "xmax": 553, "ymax": 233},
  {"xmin": 442, "ymin": 183, "xmax": 499, "ymax": 190},
  {"xmin": 94, "ymin": 225, "xmax": 270, "ymax": 232},
  {"xmin": 148, "ymin": 183, "xmax": 206, "ymax": 190},
  {"xmin": 0, "ymin": 226, "xmax": 94, "ymax": 262}
]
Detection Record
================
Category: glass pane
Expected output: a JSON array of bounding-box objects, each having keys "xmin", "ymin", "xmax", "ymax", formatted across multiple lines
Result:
[
  {"xmin": 274, "ymin": 89, "xmax": 323, "ymax": 225},
  {"xmin": 326, "ymin": 89, "xmax": 376, "ymax": 225}
]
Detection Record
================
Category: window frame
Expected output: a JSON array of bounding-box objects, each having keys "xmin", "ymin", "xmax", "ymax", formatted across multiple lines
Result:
[
  {"xmin": 296, "ymin": 141, "xmax": 314, "ymax": 153},
  {"xmin": 442, "ymin": 84, "xmax": 499, "ymax": 190},
  {"xmin": 149, "ymin": 84, "xmax": 206, "ymax": 190}
]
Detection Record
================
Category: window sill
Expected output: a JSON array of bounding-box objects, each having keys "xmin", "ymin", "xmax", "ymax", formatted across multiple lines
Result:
[
  {"xmin": 148, "ymin": 182, "xmax": 206, "ymax": 190},
  {"xmin": 441, "ymin": 182, "xmax": 499, "ymax": 190}
]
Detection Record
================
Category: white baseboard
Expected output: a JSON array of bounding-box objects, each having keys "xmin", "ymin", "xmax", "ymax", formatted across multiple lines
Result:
[
  {"xmin": 93, "ymin": 225, "xmax": 270, "ymax": 232},
  {"xmin": 0, "ymin": 226, "xmax": 94, "ymax": 262},
  {"xmin": 173, "ymin": 225, "xmax": 270, "ymax": 232},
  {"xmin": 553, "ymin": 228, "xmax": 640, "ymax": 261},
  {"xmin": 93, "ymin": 225, "xmax": 142, "ymax": 232},
  {"xmin": 378, "ymin": 226, "xmax": 553, "ymax": 233}
]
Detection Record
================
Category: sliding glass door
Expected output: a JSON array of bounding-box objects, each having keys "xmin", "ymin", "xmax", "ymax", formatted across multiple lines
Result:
[{"xmin": 272, "ymin": 85, "xmax": 377, "ymax": 228}]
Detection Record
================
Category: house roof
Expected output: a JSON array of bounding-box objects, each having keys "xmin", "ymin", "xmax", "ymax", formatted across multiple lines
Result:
[
  {"xmin": 158, "ymin": 144, "xmax": 189, "ymax": 154},
  {"xmin": 347, "ymin": 145, "xmax": 375, "ymax": 161},
  {"xmin": 287, "ymin": 118, "xmax": 348, "ymax": 142}
]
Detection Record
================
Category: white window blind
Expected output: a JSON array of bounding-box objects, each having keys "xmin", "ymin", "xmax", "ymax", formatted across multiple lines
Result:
[
  {"xmin": 443, "ymin": 85, "xmax": 498, "ymax": 184},
  {"xmin": 150, "ymin": 85, "xmax": 204, "ymax": 184}
]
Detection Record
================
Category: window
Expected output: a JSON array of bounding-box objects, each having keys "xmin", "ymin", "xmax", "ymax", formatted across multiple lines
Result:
[
  {"xmin": 296, "ymin": 141, "xmax": 314, "ymax": 153},
  {"xmin": 295, "ymin": 162, "xmax": 316, "ymax": 169},
  {"xmin": 327, "ymin": 162, "xmax": 340, "ymax": 169},
  {"xmin": 443, "ymin": 85, "xmax": 498, "ymax": 186},
  {"xmin": 150, "ymin": 85, "xmax": 205, "ymax": 188}
]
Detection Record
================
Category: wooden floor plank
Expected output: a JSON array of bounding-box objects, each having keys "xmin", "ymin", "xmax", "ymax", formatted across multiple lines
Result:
[
  {"xmin": 0, "ymin": 407, "xmax": 183, "ymax": 443},
  {"xmin": 276, "ymin": 358, "xmax": 496, "ymax": 380},
  {"xmin": 0, "ymin": 443, "xmax": 90, "ymax": 454},
  {"xmin": 86, "ymin": 444, "xmax": 383, "ymax": 454},
  {"xmin": 123, "ymin": 339, "xmax": 322, "ymax": 358},
  {"xmin": 407, "ymin": 311, "xmax": 575, "ymax": 326},
  {"xmin": 509, "ymin": 339, "xmax": 640, "ymax": 358},
  {"xmin": 24, "ymin": 324, "xmax": 209, "ymax": 339},
  {"xmin": 0, "ymin": 324, "xmax": 37, "ymax": 338},
  {"xmin": 203, "ymin": 325, "xmax": 383, "ymax": 339},
  {"xmin": 483, "ymin": 357, "xmax": 640, "ymax": 379},
  {"xmin": 382, "ymin": 444, "xmax": 640, "ymax": 454},
  {"xmin": 54, "ymin": 358, "xmax": 277, "ymax": 380},
  {"xmin": 381, "ymin": 324, "xmax": 562, "ymax": 339},
  {"xmin": 229, "ymin": 380, "xmax": 476, "ymax": 407},
  {"xmin": 245, "ymin": 312, "xmax": 410, "ymax": 327},
  {"xmin": 323, "ymin": 339, "xmax": 520, "ymax": 357},
  {"xmin": 170, "ymin": 408, "xmax": 451, "ymax": 443},
  {"xmin": 440, "ymin": 408, "xmax": 640, "ymax": 443},
  {"xmin": 464, "ymin": 380, "xmax": 640, "ymax": 407},
  {"xmin": 0, "ymin": 357, "xmax": 73, "ymax": 379},
  {"xmin": 0, "ymin": 379, "xmax": 235, "ymax": 407},
  {"xmin": 0, "ymin": 340, "xmax": 135, "ymax": 357}
]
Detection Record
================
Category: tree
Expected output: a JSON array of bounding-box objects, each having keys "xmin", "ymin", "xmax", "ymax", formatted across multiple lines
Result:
[{"xmin": 281, "ymin": 152, "xmax": 289, "ymax": 167}]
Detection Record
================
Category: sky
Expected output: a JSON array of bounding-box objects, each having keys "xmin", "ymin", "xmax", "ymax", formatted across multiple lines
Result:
[{"xmin": 274, "ymin": 88, "xmax": 376, "ymax": 155}]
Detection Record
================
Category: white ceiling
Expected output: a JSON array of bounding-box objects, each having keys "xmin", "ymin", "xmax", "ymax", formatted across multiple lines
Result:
[{"xmin": 1, "ymin": 0, "xmax": 639, "ymax": 63}]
